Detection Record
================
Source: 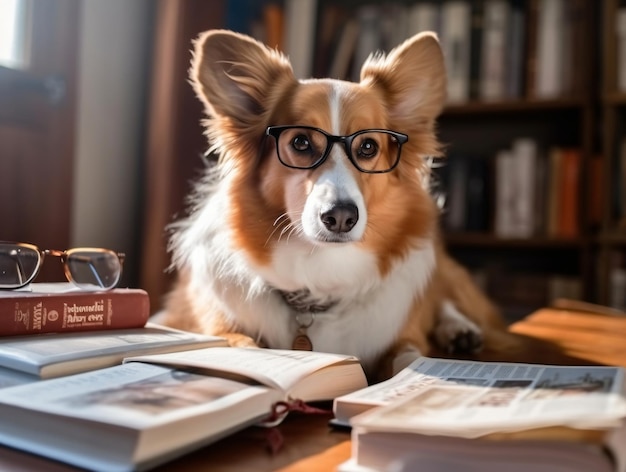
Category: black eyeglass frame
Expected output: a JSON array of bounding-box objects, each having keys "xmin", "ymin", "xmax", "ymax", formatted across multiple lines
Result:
[
  {"xmin": 0, "ymin": 241, "xmax": 126, "ymax": 291},
  {"xmin": 266, "ymin": 125, "xmax": 409, "ymax": 174}
]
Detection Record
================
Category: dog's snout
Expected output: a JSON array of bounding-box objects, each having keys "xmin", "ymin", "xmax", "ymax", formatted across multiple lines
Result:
[{"xmin": 320, "ymin": 203, "xmax": 359, "ymax": 233}]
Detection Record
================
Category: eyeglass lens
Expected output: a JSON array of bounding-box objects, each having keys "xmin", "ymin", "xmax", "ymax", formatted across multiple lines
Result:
[
  {"xmin": 0, "ymin": 243, "xmax": 40, "ymax": 288},
  {"xmin": 276, "ymin": 128, "xmax": 400, "ymax": 172},
  {"xmin": 65, "ymin": 249, "xmax": 122, "ymax": 290}
]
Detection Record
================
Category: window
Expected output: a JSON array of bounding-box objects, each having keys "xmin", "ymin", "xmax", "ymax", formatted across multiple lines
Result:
[{"xmin": 0, "ymin": 0, "xmax": 31, "ymax": 69}]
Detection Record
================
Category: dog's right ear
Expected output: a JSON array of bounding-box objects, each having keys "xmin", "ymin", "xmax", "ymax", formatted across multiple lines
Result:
[{"xmin": 190, "ymin": 30, "xmax": 296, "ymax": 130}]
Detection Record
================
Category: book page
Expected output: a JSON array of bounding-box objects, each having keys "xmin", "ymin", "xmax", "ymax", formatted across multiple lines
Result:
[
  {"xmin": 125, "ymin": 347, "xmax": 359, "ymax": 393},
  {"xmin": 352, "ymin": 357, "xmax": 626, "ymax": 437},
  {"xmin": 0, "ymin": 362, "xmax": 271, "ymax": 428}
]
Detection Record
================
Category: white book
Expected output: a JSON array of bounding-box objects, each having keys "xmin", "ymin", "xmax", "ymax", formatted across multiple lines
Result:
[
  {"xmin": 0, "ymin": 347, "xmax": 367, "ymax": 472},
  {"xmin": 479, "ymin": 0, "xmax": 510, "ymax": 100},
  {"xmin": 441, "ymin": 1, "xmax": 472, "ymax": 103},
  {"xmin": 535, "ymin": 0, "xmax": 566, "ymax": 98},
  {"xmin": 512, "ymin": 138, "xmax": 538, "ymax": 237},
  {"xmin": 283, "ymin": 0, "xmax": 318, "ymax": 79},
  {"xmin": 0, "ymin": 323, "xmax": 227, "ymax": 378},
  {"xmin": 407, "ymin": 2, "xmax": 441, "ymax": 36},
  {"xmin": 494, "ymin": 149, "xmax": 517, "ymax": 237}
]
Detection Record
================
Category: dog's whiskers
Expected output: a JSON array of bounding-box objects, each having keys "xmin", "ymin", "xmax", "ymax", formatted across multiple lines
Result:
[{"xmin": 265, "ymin": 212, "xmax": 303, "ymax": 246}]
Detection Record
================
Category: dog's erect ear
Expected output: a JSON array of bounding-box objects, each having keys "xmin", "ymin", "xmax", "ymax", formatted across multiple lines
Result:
[
  {"xmin": 190, "ymin": 30, "xmax": 296, "ymax": 128},
  {"xmin": 360, "ymin": 32, "xmax": 446, "ymax": 126}
]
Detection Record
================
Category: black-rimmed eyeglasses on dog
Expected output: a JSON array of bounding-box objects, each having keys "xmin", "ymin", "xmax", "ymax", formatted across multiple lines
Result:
[
  {"xmin": 266, "ymin": 126, "xmax": 408, "ymax": 174},
  {"xmin": 0, "ymin": 241, "xmax": 125, "ymax": 291}
]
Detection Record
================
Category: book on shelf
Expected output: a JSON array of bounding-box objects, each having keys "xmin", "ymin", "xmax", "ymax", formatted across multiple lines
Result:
[
  {"xmin": 505, "ymin": 0, "xmax": 526, "ymax": 99},
  {"xmin": 0, "ymin": 323, "xmax": 227, "ymax": 379},
  {"xmin": 545, "ymin": 147, "xmax": 582, "ymax": 238},
  {"xmin": 0, "ymin": 282, "xmax": 149, "ymax": 336},
  {"xmin": 618, "ymin": 5, "xmax": 626, "ymax": 93},
  {"xmin": 336, "ymin": 356, "xmax": 626, "ymax": 472},
  {"xmin": 441, "ymin": 0, "xmax": 471, "ymax": 103},
  {"xmin": 0, "ymin": 347, "xmax": 367, "ymax": 472},
  {"xmin": 283, "ymin": 0, "xmax": 318, "ymax": 79},
  {"xmin": 479, "ymin": 0, "xmax": 510, "ymax": 101},
  {"xmin": 407, "ymin": 1, "xmax": 440, "ymax": 36}
]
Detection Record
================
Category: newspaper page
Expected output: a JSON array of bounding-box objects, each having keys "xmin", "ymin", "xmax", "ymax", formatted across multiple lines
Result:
[{"xmin": 349, "ymin": 357, "xmax": 626, "ymax": 438}]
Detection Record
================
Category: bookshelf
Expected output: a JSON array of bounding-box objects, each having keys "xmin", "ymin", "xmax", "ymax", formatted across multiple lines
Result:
[
  {"xmin": 598, "ymin": 0, "xmax": 626, "ymax": 310},
  {"xmin": 304, "ymin": 0, "xmax": 598, "ymax": 320},
  {"xmin": 145, "ymin": 0, "xmax": 616, "ymax": 320}
]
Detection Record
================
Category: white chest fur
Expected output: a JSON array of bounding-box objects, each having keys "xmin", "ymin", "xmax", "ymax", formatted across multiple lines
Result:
[{"xmin": 255, "ymin": 241, "xmax": 436, "ymax": 370}]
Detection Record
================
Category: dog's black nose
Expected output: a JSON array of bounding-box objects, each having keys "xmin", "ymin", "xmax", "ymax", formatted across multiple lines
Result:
[{"xmin": 320, "ymin": 203, "xmax": 359, "ymax": 233}]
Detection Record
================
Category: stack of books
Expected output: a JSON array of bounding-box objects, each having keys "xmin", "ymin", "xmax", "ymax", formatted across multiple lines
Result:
[{"xmin": 0, "ymin": 282, "xmax": 369, "ymax": 470}]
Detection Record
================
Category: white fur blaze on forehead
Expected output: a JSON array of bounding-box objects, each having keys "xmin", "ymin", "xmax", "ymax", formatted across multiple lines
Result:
[{"xmin": 330, "ymin": 84, "xmax": 343, "ymax": 135}]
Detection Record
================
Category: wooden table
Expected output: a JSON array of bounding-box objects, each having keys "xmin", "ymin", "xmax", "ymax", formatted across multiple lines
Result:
[{"xmin": 3, "ymin": 307, "xmax": 626, "ymax": 471}]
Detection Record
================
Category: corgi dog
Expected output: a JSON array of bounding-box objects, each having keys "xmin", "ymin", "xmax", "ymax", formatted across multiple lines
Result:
[{"xmin": 161, "ymin": 29, "xmax": 509, "ymax": 382}]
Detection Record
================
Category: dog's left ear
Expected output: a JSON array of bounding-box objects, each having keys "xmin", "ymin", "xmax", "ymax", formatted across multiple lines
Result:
[{"xmin": 360, "ymin": 32, "xmax": 446, "ymax": 126}]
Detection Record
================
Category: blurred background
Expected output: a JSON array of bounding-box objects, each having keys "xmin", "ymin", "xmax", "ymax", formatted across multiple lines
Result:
[{"xmin": 1, "ymin": 0, "xmax": 624, "ymax": 322}]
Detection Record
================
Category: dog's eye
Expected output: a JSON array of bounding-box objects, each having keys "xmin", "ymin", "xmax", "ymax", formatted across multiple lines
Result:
[
  {"xmin": 292, "ymin": 135, "xmax": 311, "ymax": 152},
  {"xmin": 357, "ymin": 139, "xmax": 378, "ymax": 159}
]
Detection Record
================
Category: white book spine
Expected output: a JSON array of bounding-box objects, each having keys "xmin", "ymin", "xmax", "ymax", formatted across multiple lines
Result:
[
  {"xmin": 494, "ymin": 149, "xmax": 517, "ymax": 237},
  {"xmin": 283, "ymin": 0, "xmax": 318, "ymax": 79},
  {"xmin": 535, "ymin": 0, "xmax": 566, "ymax": 98},
  {"xmin": 407, "ymin": 3, "xmax": 441, "ymax": 36},
  {"xmin": 441, "ymin": 1, "xmax": 472, "ymax": 103},
  {"xmin": 512, "ymin": 138, "xmax": 538, "ymax": 238},
  {"xmin": 479, "ymin": 0, "xmax": 510, "ymax": 100}
]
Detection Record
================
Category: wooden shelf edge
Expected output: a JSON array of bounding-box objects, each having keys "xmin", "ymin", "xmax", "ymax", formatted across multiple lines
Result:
[
  {"xmin": 444, "ymin": 233, "xmax": 587, "ymax": 248},
  {"xmin": 443, "ymin": 97, "xmax": 589, "ymax": 116}
]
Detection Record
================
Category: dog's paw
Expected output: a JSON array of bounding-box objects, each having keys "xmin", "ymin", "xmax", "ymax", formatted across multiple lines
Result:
[
  {"xmin": 392, "ymin": 348, "xmax": 423, "ymax": 375},
  {"xmin": 434, "ymin": 301, "xmax": 483, "ymax": 354},
  {"xmin": 225, "ymin": 333, "xmax": 260, "ymax": 348}
]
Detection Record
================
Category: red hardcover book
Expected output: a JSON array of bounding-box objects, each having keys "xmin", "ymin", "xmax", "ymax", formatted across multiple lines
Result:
[
  {"xmin": 0, "ymin": 283, "xmax": 149, "ymax": 336},
  {"xmin": 557, "ymin": 148, "xmax": 582, "ymax": 238}
]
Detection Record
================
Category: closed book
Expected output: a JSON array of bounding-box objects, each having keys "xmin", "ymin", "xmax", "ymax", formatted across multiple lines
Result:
[
  {"xmin": 534, "ymin": 0, "xmax": 567, "ymax": 98},
  {"xmin": 618, "ymin": 7, "xmax": 626, "ymax": 92},
  {"xmin": 283, "ymin": 0, "xmax": 318, "ymax": 78},
  {"xmin": 0, "ymin": 282, "xmax": 149, "ymax": 336},
  {"xmin": 469, "ymin": 0, "xmax": 485, "ymax": 100},
  {"xmin": 0, "ymin": 323, "xmax": 228, "ymax": 378},
  {"xmin": 494, "ymin": 149, "xmax": 516, "ymax": 237},
  {"xmin": 512, "ymin": 138, "xmax": 538, "ymax": 238},
  {"xmin": 556, "ymin": 148, "xmax": 581, "ymax": 238},
  {"xmin": 441, "ymin": 0, "xmax": 472, "ymax": 103},
  {"xmin": 479, "ymin": 0, "xmax": 510, "ymax": 101},
  {"xmin": 407, "ymin": 1, "xmax": 441, "ymax": 36}
]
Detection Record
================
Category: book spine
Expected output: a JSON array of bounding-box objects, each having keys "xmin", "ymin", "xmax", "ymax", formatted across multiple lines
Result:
[{"xmin": 2, "ymin": 290, "xmax": 149, "ymax": 336}]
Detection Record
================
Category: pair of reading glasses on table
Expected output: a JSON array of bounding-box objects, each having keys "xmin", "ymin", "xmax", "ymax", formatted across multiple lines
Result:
[{"xmin": 0, "ymin": 242, "xmax": 125, "ymax": 291}]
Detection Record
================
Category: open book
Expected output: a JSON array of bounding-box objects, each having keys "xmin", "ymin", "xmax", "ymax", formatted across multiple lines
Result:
[
  {"xmin": 0, "ymin": 347, "xmax": 367, "ymax": 472},
  {"xmin": 337, "ymin": 356, "xmax": 626, "ymax": 472}
]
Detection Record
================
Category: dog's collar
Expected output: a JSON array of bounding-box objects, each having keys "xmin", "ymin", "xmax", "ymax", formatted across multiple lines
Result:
[
  {"xmin": 278, "ymin": 288, "xmax": 338, "ymax": 314},
  {"xmin": 276, "ymin": 288, "xmax": 339, "ymax": 351}
]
